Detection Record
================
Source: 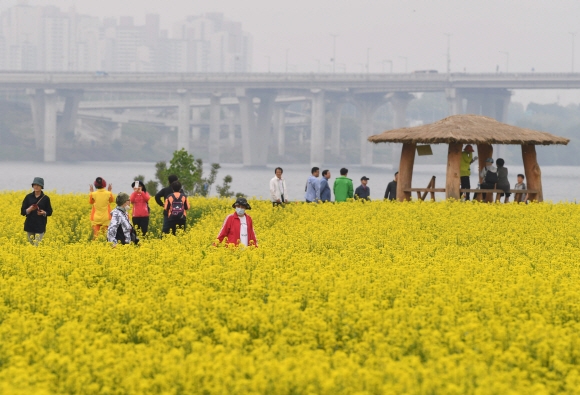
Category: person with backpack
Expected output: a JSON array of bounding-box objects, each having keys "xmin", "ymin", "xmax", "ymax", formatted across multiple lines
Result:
[
  {"xmin": 130, "ymin": 180, "xmax": 151, "ymax": 236},
  {"xmin": 155, "ymin": 175, "xmax": 185, "ymax": 235},
  {"xmin": 479, "ymin": 158, "xmax": 498, "ymax": 201},
  {"xmin": 89, "ymin": 177, "xmax": 114, "ymax": 239},
  {"xmin": 108, "ymin": 192, "xmax": 137, "ymax": 247},
  {"xmin": 21, "ymin": 177, "xmax": 53, "ymax": 246},
  {"xmin": 163, "ymin": 181, "xmax": 190, "ymax": 235},
  {"xmin": 215, "ymin": 197, "xmax": 258, "ymax": 247}
]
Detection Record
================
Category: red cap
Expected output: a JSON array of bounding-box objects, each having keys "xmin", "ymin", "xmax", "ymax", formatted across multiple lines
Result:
[
  {"xmin": 464, "ymin": 144, "xmax": 474, "ymax": 153},
  {"xmin": 94, "ymin": 177, "xmax": 107, "ymax": 189}
]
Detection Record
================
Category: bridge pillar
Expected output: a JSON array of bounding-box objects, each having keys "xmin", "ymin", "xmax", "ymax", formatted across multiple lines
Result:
[
  {"xmin": 225, "ymin": 107, "xmax": 236, "ymax": 148},
  {"xmin": 177, "ymin": 89, "xmax": 191, "ymax": 151},
  {"xmin": 390, "ymin": 92, "xmax": 414, "ymax": 170},
  {"xmin": 58, "ymin": 90, "xmax": 82, "ymax": 137},
  {"xmin": 327, "ymin": 101, "xmax": 344, "ymax": 157},
  {"xmin": 112, "ymin": 123, "xmax": 122, "ymax": 141},
  {"xmin": 445, "ymin": 88, "xmax": 464, "ymax": 115},
  {"xmin": 191, "ymin": 107, "xmax": 201, "ymax": 143},
  {"xmin": 27, "ymin": 89, "xmax": 45, "ymax": 151},
  {"xmin": 462, "ymin": 89, "xmax": 511, "ymax": 158},
  {"xmin": 310, "ymin": 89, "xmax": 326, "ymax": 166},
  {"xmin": 273, "ymin": 104, "xmax": 287, "ymax": 156},
  {"xmin": 209, "ymin": 93, "xmax": 221, "ymax": 163},
  {"xmin": 238, "ymin": 89, "xmax": 276, "ymax": 166},
  {"xmin": 462, "ymin": 89, "xmax": 511, "ymax": 122},
  {"xmin": 353, "ymin": 93, "xmax": 388, "ymax": 167},
  {"xmin": 43, "ymin": 89, "xmax": 58, "ymax": 162}
]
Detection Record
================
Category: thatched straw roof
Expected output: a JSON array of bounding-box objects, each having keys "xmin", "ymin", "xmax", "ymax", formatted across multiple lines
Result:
[{"xmin": 368, "ymin": 114, "xmax": 570, "ymax": 145}]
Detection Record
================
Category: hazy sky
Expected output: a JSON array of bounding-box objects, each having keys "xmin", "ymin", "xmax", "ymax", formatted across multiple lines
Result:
[{"xmin": 8, "ymin": 0, "xmax": 580, "ymax": 104}]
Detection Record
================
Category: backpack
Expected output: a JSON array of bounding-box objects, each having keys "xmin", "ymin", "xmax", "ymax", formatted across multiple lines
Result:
[
  {"xmin": 168, "ymin": 193, "xmax": 186, "ymax": 220},
  {"xmin": 485, "ymin": 169, "xmax": 498, "ymax": 184}
]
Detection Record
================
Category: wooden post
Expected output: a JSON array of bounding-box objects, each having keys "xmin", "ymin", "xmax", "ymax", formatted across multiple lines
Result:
[
  {"xmin": 476, "ymin": 144, "xmax": 493, "ymax": 184},
  {"xmin": 521, "ymin": 144, "xmax": 543, "ymax": 202},
  {"xmin": 445, "ymin": 142, "xmax": 462, "ymax": 200},
  {"xmin": 396, "ymin": 142, "xmax": 416, "ymax": 202}
]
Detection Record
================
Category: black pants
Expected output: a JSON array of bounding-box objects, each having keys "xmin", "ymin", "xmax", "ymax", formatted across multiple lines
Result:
[
  {"xmin": 460, "ymin": 176, "xmax": 471, "ymax": 200},
  {"xmin": 115, "ymin": 225, "xmax": 137, "ymax": 245},
  {"xmin": 480, "ymin": 182, "xmax": 494, "ymax": 199},
  {"xmin": 164, "ymin": 218, "xmax": 187, "ymax": 235},
  {"xmin": 273, "ymin": 194, "xmax": 285, "ymax": 207},
  {"xmin": 132, "ymin": 216, "xmax": 149, "ymax": 236}
]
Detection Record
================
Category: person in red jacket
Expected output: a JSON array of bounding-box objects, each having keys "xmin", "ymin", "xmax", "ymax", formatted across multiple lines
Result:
[
  {"xmin": 130, "ymin": 180, "xmax": 151, "ymax": 236},
  {"xmin": 215, "ymin": 197, "xmax": 258, "ymax": 247}
]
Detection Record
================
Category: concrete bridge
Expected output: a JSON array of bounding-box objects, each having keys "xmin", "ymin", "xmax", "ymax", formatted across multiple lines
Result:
[{"xmin": 3, "ymin": 71, "xmax": 579, "ymax": 164}]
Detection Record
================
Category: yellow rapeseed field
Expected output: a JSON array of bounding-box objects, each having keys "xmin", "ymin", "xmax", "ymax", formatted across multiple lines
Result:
[{"xmin": 1, "ymin": 191, "xmax": 580, "ymax": 394}]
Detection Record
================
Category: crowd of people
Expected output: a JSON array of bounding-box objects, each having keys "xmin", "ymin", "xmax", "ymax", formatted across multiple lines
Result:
[
  {"xmin": 269, "ymin": 166, "xmax": 400, "ymax": 205},
  {"xmin": 460, "ymin": 144, "xmax": 528, "ymax": 203},
  {"xmin": 20, "ymin": 151, "xmax": 528, "ymax": 246},
  {"xmin": 20, "ymin": 174, "xmax": 258, "ymax": 248}
]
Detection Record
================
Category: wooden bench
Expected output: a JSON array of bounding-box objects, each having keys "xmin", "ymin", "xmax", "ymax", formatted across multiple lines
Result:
[
  {"xmin": 462, "ymin": 189, "xmax": 538, "ymax": 203},
  {"xmin": 402, "ymin": 188, "xmax": 538, "ymax": 202},
  {"xmin": 403, "ymin": 175, "xmax": 537, "ymax": 202}
]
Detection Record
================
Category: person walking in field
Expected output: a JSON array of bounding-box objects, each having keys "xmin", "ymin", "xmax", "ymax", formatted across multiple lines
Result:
[
  {"xmin": 89, "ymin": 177, "xmax": 114, "ymax": 239},
  {"xmin": 384, "ymin": 172, "xmax": 398, "ymax": 201},
  {"xmin": 320, "ymin": 169, "xmax": 332, "ymax": 202},
  {"xmin": 163, "ymin": 181, "xmax": 190, "ymax": 235},
  {"xmin": 355, "ymin": 176, "xmax": 371, "ymax": 200},
  {"xmin": 155, "ymin": 175, "xmax": 185, "ymax": 234},
  {"xmin": 304, "ymin": 167, "xmax": 321, "ymax": 203},
  {"xmin": 21, "ymin": 177, "xmax": 53, "ymax": 246},
  {"xmin": 130, "ymin": 180, "xmax": 150, "ymax": 236},
  {"xmin": 270, "ymin": 167, "xmax": 288, "ymax": 206},
  {"xmin": 215, "ymin": 197, "xmax": 258, "ymax": 247},
  {"xmin": 108, "ymin": 192, "xmax": 137, "ymax": 246},
  {"xmin": 333, "ymin": 168, "xmax": 354, "ymax": 202},
  {"xmin": 460, "ymin": 144, "xmax": 478, "ymax": 200}
]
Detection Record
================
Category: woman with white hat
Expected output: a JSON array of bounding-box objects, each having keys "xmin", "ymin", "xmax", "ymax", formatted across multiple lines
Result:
[{"xmin": 20, "ymin": 177, "xmax": 53, "ymax": 246}]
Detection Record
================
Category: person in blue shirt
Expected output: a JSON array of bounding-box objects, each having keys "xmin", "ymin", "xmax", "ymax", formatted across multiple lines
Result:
[
  {"xmin": 320, "ymin": 169, "xmax": 332, "ymax": 202},
  {"xmin": 304, "ymin": 167, "xmax": 320, "ymax": 202}
]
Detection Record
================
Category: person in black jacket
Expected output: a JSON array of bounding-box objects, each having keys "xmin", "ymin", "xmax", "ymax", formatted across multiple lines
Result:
[
  {"xmin": 155, "ymin": 174, "xmax": 183, "ymax": 234},
  {"xmin": 21, "ymin": 177, "xmax": 53, "ymax": 245},
  {"xmin": 384, "ymin": 172, "xmax": 398, "ymax": 201}
]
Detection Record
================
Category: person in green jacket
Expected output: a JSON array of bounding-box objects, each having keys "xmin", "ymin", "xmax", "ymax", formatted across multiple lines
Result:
[
  {"xmin": 460, "ymin": 144, "xmax": 477, "ymax": 201},
  {"xmin": 333, "ymin": 168, "xmax": 354, "ymax": 202}
]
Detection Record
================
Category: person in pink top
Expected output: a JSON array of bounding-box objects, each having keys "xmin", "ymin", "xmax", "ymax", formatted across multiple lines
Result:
[{"xmin": 130, "ymin": 180, "xmax": 151, "ymax": 236}]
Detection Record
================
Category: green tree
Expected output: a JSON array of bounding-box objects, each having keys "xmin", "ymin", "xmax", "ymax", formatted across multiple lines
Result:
[
  {"xmin": 165, "ymin": 149, "xmax": 202, "ymax": 194},
  {"xmin": 153, "ymin": 149, "xmax": 233, "ymax": 196},
  {"xmin": 216, "ymin": 175, "xmax": 234, "ymax": 198}
]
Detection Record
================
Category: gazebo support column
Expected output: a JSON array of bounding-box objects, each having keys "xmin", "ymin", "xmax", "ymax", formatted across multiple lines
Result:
[
  {"xmin": 522, "ymin": 144, "xmax": 543, "ymax": 202},
  {"xmin": 476, "ymin": 144, "xmax": 493, "ymax": 183},
  {"xmin": 476, "ymin": 144, "xmax": 494, "ymax": 202},
  {"xmin": 396, "ymin": 142, "xmax": 416, "ymax": 202},
  {"xmin": 445, "ymin": 142, "xmax": 462, "ymax": 200}
]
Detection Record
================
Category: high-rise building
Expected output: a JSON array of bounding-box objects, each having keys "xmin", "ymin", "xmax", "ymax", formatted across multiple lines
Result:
[{"xmin": 0, "ymin": 5, "xmax": 252, "ymax": 72}]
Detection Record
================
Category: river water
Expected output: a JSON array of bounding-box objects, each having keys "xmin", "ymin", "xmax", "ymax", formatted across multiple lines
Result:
[{"xmin": 0, "ymin": 161, "xmax": 578, "ymax": 202}]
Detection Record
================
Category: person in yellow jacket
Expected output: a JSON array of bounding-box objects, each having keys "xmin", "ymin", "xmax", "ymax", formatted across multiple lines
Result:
[
  {"xmin": 460, "ymin": 145, "xmax": 478, "ymax": 201},
  {"xmin": 89, "ymin": 177, "xmax": 114, "ymax": 239}
]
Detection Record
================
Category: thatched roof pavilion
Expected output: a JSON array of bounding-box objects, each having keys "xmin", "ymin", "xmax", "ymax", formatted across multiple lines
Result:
[{"xmin": 368, "ymin": 114, "xmax": 570, "ymax": 202}]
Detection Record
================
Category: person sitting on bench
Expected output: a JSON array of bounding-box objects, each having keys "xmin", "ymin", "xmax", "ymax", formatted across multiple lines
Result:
[{"xmin": 479, "ymin": 158, "xmax": 498, "ymax": 200}]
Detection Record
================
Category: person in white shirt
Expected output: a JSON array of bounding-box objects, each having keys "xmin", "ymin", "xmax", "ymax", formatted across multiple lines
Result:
[{"xmin": 269, "ymin": 167, "xmax": 288, "ymax": 207}]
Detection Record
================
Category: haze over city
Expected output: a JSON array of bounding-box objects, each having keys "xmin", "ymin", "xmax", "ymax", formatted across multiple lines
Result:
[{"xmin": 1, "ymin": 0, "xmax": 579, "ymax": 104}]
